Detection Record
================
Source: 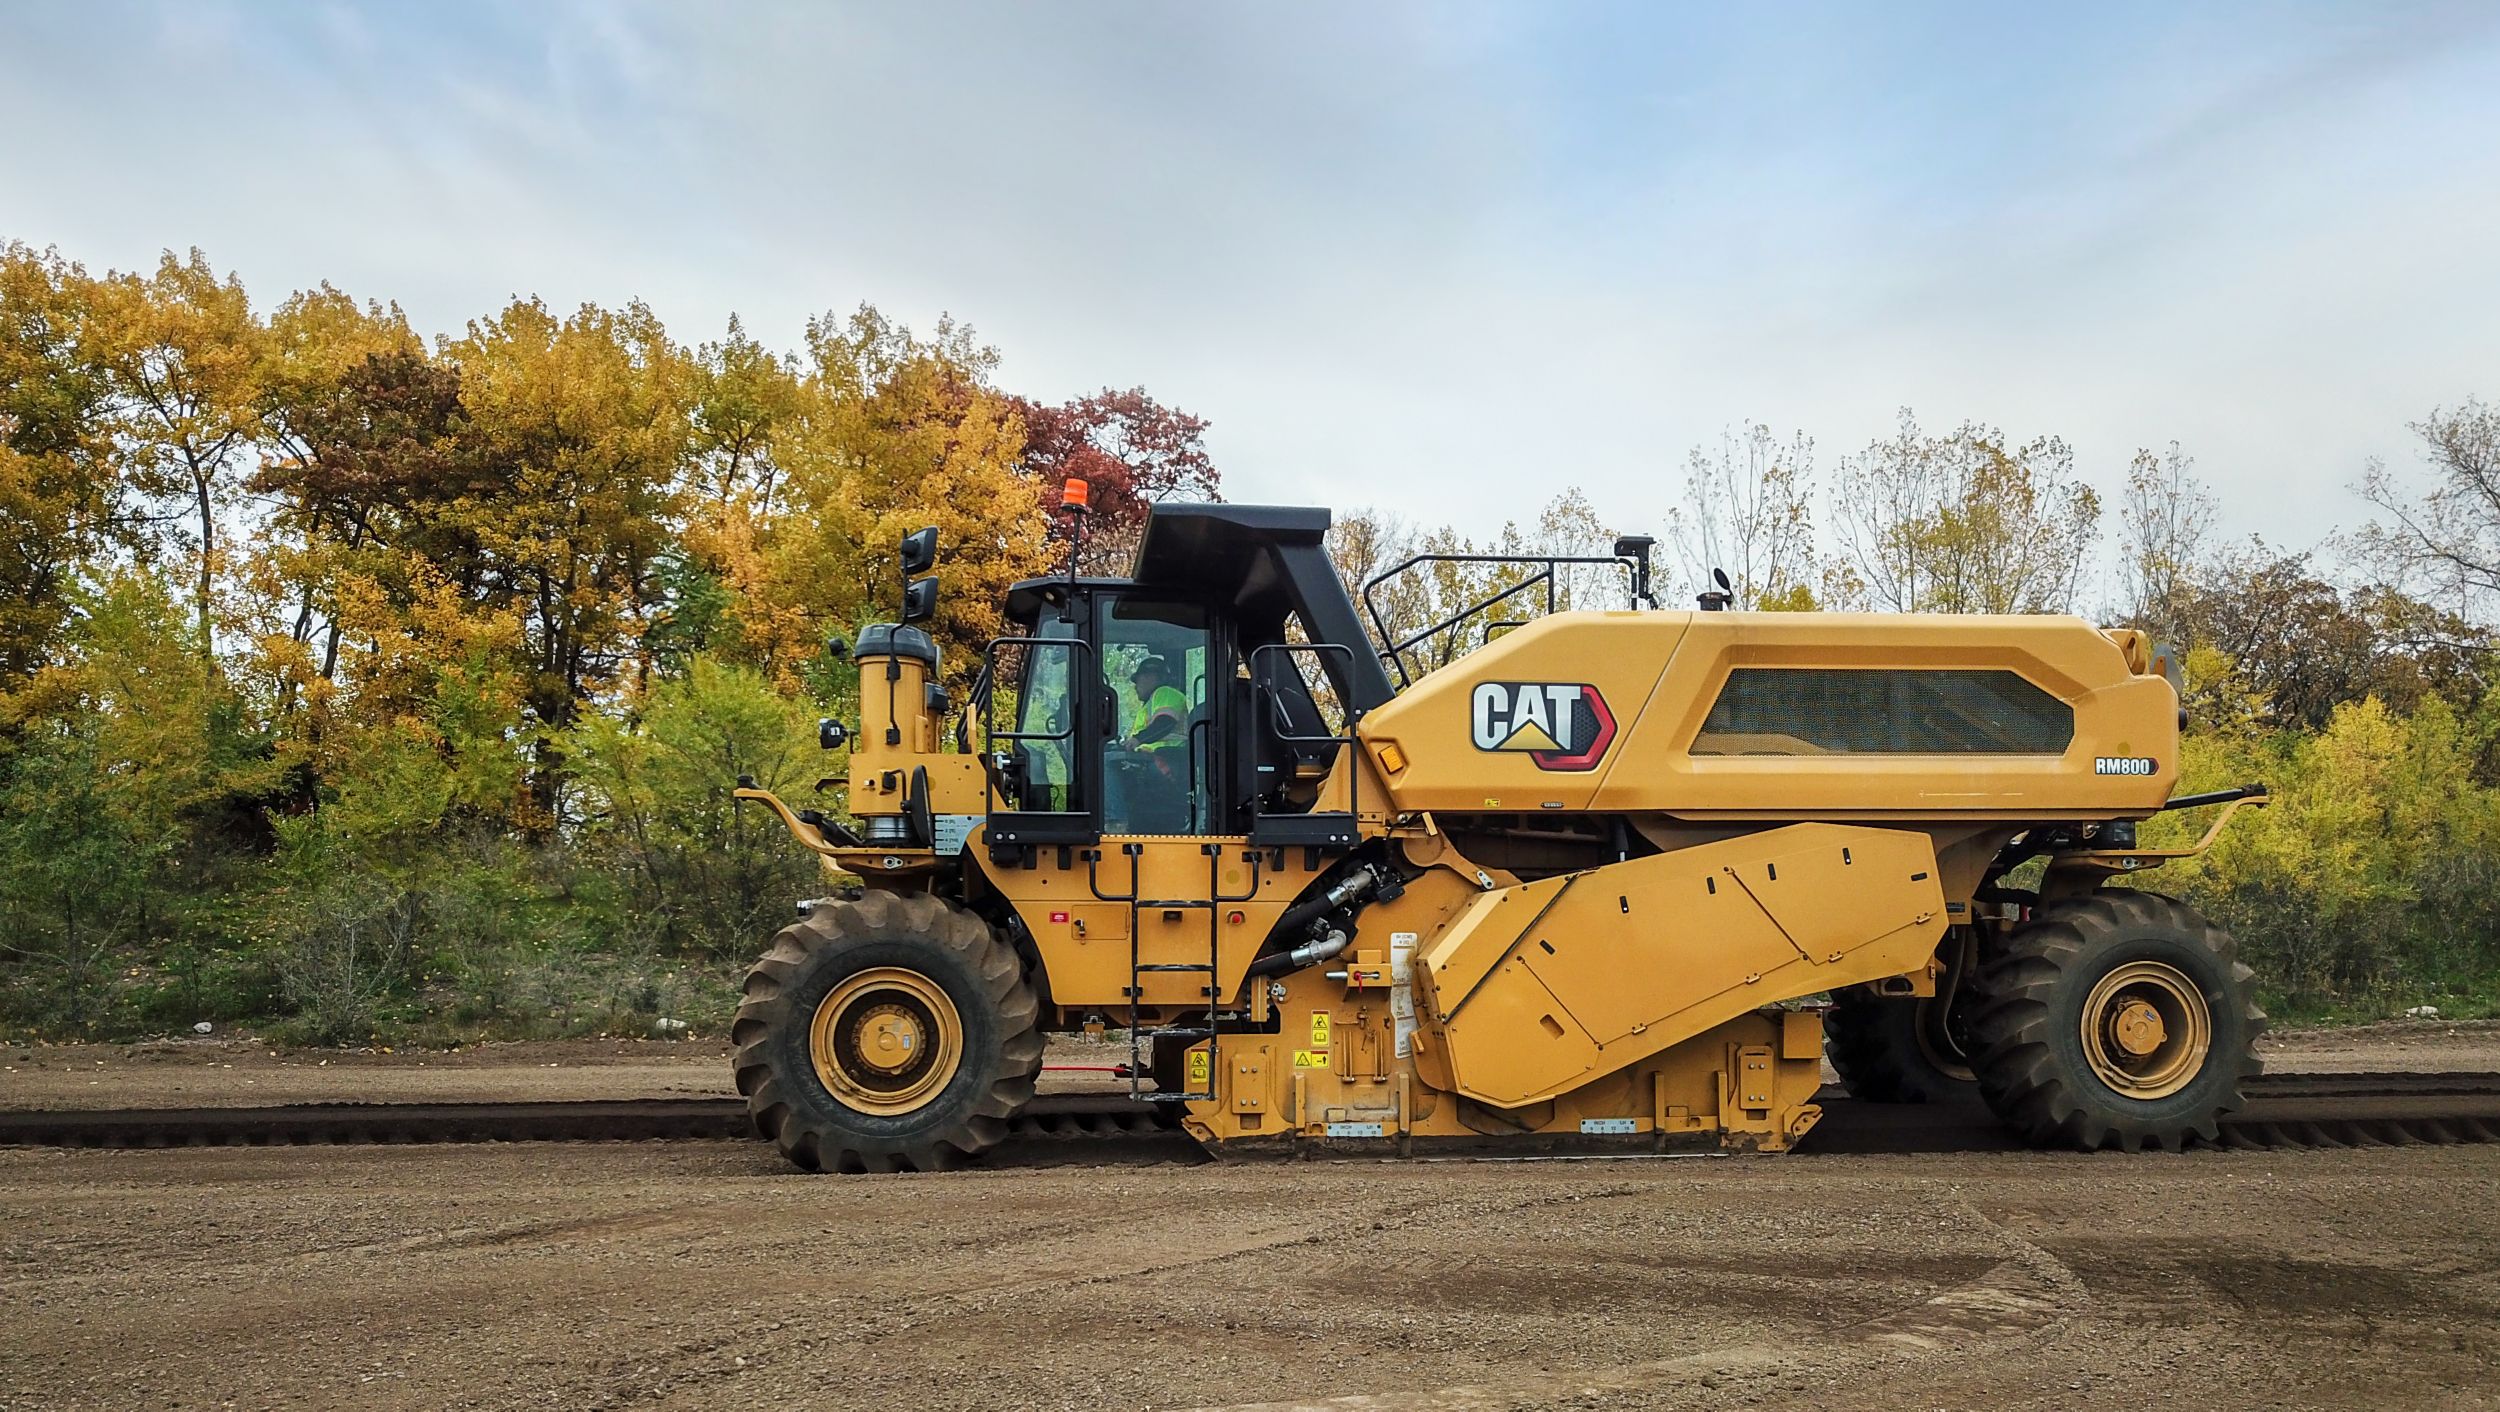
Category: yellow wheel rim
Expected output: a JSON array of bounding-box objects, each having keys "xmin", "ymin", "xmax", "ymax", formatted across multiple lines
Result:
[
  {"xmin": 2080, "ymin": 960, "xmax": 2212, "ymax": 1100},
  {"xmin": 809, "ymin": 967, "xmax": 965, "ymax": 1115}
]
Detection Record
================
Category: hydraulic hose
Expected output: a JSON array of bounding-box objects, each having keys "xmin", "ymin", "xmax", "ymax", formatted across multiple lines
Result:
[
  {"xmin": 1245, "ymin": 928, "xmax": 1350, "ymax": 979},
  {"xmin": 1245, "ymin": 865, "xmax": 1386, "ymax": 979}
]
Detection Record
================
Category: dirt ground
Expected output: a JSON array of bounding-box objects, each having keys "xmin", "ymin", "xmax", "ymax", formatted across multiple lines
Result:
[
  {"xmin": 3, "ymin": 1020, "xmax": 2495, "ymax": 1112},
  {"xmin": 3, "ymin": 1137, "xmax": 2497, "ymax": 1411},
  {"xmin": 0, "ymin": 1035, "xmax": 1144, "ymax": 1111},
  {"xmin": 0, "ymin": 1025, "xmax": 2497, "ymax": 1409}
]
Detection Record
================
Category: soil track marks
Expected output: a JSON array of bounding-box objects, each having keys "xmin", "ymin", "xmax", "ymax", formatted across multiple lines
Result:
[{"xmin": 4, "ymin": 1142, "xmax": 2497, "ymax": 1410}]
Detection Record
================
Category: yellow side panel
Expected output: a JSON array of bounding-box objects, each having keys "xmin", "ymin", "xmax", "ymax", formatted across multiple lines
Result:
[
  {"xmin": 1430, "ymin": 955, "xmax": 1598, "ymax": 1106},
  {"xmin": 1359, "ymin": 608, "xmax": 2180, "ymax": 821},
  {"xmin": 1356, "ymin": 614, "xmax": 1687, "ymax": 813},
  {"xmin": 973, "ymin": 837, "xmax": 1330, "ymax": 1010},
  {"xmin": 1416, "ymin": 824, "xmax": 1947, "ymax": 1107}
]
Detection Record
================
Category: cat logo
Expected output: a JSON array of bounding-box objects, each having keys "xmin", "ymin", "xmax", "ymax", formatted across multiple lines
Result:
[{"xmin": 1469, "ymin": 682, "xmax": 1617, "ymax": 772}]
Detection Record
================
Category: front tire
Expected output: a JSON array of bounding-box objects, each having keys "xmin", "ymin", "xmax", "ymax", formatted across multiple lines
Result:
[
  {"xmin": 1968, "ymin": 890, "xmax": 2264, "ymax": 1152},
  {"xmin": 733, "ymin": 891, "xmax": 1042, "ymax": 1172}
]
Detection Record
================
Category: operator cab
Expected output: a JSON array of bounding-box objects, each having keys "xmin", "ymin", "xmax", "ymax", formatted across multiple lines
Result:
[{"xmin": 979, "ymin": 503, "xmax": 1393, "ymax": 859}]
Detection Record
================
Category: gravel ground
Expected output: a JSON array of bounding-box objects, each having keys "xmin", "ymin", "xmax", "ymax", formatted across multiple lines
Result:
[
  {"xmin": 2, "ymin": 1140, "xmax": 2495, "ymax": 1411},
  {"xmin": 2, "ymin": 1023, "xmax": 2498, "ymax": 1408},
  {"xmin": 0, "ymin": 1036, "xmax": 1142, "ymax": 1111},
  {"xmin": 3, "ymin": 1021, "xmax": 2495, "ymax": 1112}
]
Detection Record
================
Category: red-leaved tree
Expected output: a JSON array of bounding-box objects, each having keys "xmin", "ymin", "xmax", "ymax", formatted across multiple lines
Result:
[{"xmin": 1014, "ymin": 387, "xmax": 1218, "ymax": 572}]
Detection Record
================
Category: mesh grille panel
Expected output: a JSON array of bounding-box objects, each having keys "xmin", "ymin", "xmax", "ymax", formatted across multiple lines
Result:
[{"xmin": 1692, "ymin": 668, "xmax": 2074, "ymax": 756}]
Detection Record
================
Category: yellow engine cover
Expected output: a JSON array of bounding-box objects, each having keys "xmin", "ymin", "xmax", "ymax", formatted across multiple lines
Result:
[{"xmin": 1413, "ymin": 823, "xmax": 1947, "ymax": 1107}]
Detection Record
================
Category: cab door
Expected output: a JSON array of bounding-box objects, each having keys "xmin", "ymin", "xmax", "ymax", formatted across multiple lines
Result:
[{"xmin": 1094, "ymin": 593, "xmax": 1223, "ymax": 837}]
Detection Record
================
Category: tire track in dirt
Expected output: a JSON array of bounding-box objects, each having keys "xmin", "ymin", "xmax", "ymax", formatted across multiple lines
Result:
[{"xmin": 1197, "ymin": 1187, "xmax": 2089, "ymax": 1411}]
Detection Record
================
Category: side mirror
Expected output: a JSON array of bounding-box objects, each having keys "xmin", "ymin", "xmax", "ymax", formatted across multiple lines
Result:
[
  {"xmin": 824, "ymin": 632, "xmax": 848, "ymax": 660},
  {"xmin": 899, "ymin": 526, "xmax": 938, "ymax": 577},
  {"xmin": 819, "ymin": 719, "xmax": 850, "ymax": 750},
  {"xmin": 902, "ymin": 575, "xmax": 938, "ymax": 624}
]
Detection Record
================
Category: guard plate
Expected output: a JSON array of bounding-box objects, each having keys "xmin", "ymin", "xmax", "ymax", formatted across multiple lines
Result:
[
  {"xmin": 1579, "ymin": 1118, "xmax": 1640, "ymax": 1135},
  {"xmin": 1324, "ymin": 1121, "xmax": 1386, "ymax": 1138}
]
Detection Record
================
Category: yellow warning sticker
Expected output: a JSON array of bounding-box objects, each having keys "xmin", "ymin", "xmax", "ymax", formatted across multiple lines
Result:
[
  {"xmin": 1292, "ymin": 1049, "xmax": 1329, "ymax": 1069},
  {"xmin": 1187, "ymin": 1050, "xmax": 1210, "ymax": 1085},
  {"xmin": 1308, "ymin": 1013, "xmax": 1332, "ymax": 1047}
]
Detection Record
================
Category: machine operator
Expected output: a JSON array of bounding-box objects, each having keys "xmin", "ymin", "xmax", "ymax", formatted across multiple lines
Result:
[{"xmin": 1119, "ymin": 656, "xmax": 1190, "ymax": 831}]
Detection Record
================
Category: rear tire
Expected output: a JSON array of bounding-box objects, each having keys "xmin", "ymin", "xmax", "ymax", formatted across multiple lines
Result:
[
  {"xmin": 1968, "ymin": 890, "xmax": 2264, "ymax": 1152},
  {"xmin": 733, "ymin": 891, "xmax": 1042, "ymax": 1173},
  {"xmin": 1824, "ymin": 988, "xmax": 1977, "ymax": 1104}
]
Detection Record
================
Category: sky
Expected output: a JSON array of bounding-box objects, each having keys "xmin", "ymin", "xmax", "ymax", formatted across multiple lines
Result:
[{"xmin": 3, "ymin": 1, "xmax": 2497, "ymax": 575}]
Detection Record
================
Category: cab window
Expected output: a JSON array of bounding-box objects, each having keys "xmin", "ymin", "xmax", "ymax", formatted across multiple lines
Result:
[
  {"xmin": 1101, "ymin": 597, "xmax": 1213, "ymax": 834},
  {"xmin": 1010, "ymin": 616, "xmax": 1080, "ymax": 812}
]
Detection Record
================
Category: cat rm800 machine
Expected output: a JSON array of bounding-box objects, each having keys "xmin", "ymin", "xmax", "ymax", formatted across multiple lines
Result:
[{"xmin": 732, "ymin": 500, "xmax": 2266, "ymax": 1171}]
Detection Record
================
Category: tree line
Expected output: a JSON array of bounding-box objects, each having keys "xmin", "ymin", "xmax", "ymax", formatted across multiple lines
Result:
[
  {"xmin": 3, "ymin": 236, "xmax": 2494, "ymax": 1041},
  {"xmin": 0, "ymin": 241, "xmax": 1207, "ymax": 1040}
]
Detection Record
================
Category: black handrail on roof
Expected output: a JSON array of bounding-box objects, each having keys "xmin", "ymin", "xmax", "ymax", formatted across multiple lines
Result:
[{"xmin": 1359, "ymin": 553, "xmax": 1643, "ymax": 691}]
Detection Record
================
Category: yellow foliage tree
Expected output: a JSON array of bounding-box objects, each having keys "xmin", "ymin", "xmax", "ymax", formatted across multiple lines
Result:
[{"xmin": 750, "ymin": 306, "xmax": 1047, "ymax": 692}]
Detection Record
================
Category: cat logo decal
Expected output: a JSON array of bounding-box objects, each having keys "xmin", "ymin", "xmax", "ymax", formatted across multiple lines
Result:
[{"xmin": 1469, "ymin": 682, "xmax": 1616, "ymax": 772}]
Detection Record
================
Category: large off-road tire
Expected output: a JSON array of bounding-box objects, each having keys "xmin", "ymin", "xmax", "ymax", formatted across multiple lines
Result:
[
  {"xmin": 733, "ymin": 891, "xmax": 1042, "ymax": 1173},
  {"xmin": 1824, "ymin": 988, "xmax": 1977, "ymax": 1104},
  {"xmin": 1968, "ymin": 890, "xmax": 2265, "ymax": 1152}
]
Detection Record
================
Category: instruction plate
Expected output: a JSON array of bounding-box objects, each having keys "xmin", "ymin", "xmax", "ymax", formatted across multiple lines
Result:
[
  {"xmin": 1579, "ymin": 1118, "xmax": 1640, "ymax": 1135},
  {"xmin": 1324, "ymin": 1121, "xmax": 1386, "ymax": 1138}
]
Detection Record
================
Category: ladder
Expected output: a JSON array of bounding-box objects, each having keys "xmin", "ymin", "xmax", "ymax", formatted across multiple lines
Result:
[{"xmin": 1092, "ymin": 843, "xmax": 1261, "ymax": 1103}]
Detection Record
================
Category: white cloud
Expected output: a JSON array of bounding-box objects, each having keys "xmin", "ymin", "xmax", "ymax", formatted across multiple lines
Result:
[{"xmin": 2, "ymin": 0, "xmax": 2496, "ymax": 570}]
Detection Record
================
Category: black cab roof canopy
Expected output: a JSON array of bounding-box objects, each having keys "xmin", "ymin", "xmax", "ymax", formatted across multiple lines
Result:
[{"xmin": 1004, "ymin": 502, "xmax": 1394, "ymax": 714}]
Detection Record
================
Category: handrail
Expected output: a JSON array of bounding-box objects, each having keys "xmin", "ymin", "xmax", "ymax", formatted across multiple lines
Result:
[
  {"xmin": 980, "ymin": 634, "xmax": 1096, "ymax": 817},
  {"xmin": 1249, "ymin": 641, "xmax": 1361, "ymax": 828},
  {"xmin": 1359, "ymin": 552, "xmax": 1642, "ymax": 690}
]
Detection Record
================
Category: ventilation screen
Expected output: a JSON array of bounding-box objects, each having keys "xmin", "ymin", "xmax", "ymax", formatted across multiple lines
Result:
[{"xmin": 1692, "ymin": 668, "xmax": 2074, "ymax": 756}]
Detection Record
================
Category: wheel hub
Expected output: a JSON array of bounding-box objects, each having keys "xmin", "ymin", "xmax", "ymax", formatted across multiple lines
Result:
[
  {"xmin": 2080, "ymin": 960, "xmax": 2212, "ymax": 1100},
  {"xmin": 854, "ymin": 1004, "xmax": 928, "ymax": 1074},
  {"xmin": 2112, "ymin": 999, "xmax": 2167, "ymax": 1056},
  {"xmin": 809, "ymin": 968, "xmax": 965, "ymax": 1115}
]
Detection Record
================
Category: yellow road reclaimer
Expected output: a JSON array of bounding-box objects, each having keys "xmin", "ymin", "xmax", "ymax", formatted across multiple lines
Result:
[{"xmin": 734, "ymin": 501, "xmax": 2267, "ymax": 1171}]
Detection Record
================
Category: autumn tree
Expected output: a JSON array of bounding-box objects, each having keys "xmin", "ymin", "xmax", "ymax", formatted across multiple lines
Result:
[
  {"xmin": 1666, "ymin": 423, "xmax": 1816, "ymax": 610},
  {"xmin": 689, "ymin": 315, "xmax": 805, "ymax": 516},
  {"xmin": 1019, "ymin": 386, "xmax": 1217, "ymax": 574},
  {"xmin": 246, "ymin": 284, "xmax": 436, "ymax": 713},
  {"xmin": 2175, "ymin": 543, "xmax": 2487, "ymax": 732},
  {"xmin": 0, "ymin": 245, "xmax": 125, "ymax": 684},
  {"xmin": 646, "ymin": 319, "xmax": 809, "ymax": 677},
  {"xmin": 88, "ymin": 249, "xmax": 266, "ymax": 651},
  {"xmin": 441, "ymin": 298, "xmax": 693, "ymax": 808},
  {"xmin": 760, "ymin": 306, "xmax": 1048, "ymax": 693},
  {"xmin": 1828, "ymin": 412, "xmax": 2100, "ymax": 614}
]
